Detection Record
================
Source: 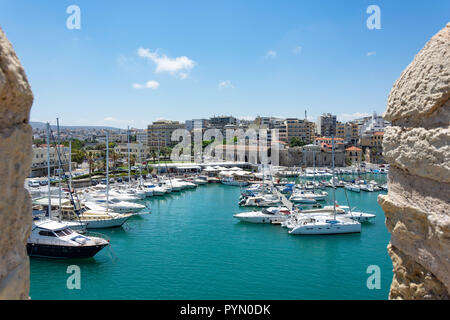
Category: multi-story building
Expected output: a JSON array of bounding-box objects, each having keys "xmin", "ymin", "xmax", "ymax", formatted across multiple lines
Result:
[
  {"xmin": 136, "ymin": 130, "xmax": 148, "ymax": 146},
  {"xmin": 316, "ymin": 113, "xmax": 337, "ymax": 137},
  {"xmin": 360, "ymin": 131, "xmax": 385, "ymax": 164},
  {"xmin": 114, "ymin": 142, "xmax": 149, "ymax": 160},
  {"xmin": 345, "ymin": 122, "xmax": 360, "ymax": 145},
  {"xmin": 185, "ymin": 119, "xmax": 209, "ymax": 132},
  {"xmin": 336, "ymin": 121, "xmax": 346, "ymax": 141},
  {"xmin": 285, "ymin": 118, "xmax": 316, "ymax": 144},
  {"xmin": 359, "ymin": 112, "xmax": 390, "ymax": 136},
  {"xmin": 147, "ymin": 120, "xmax": 185, "ymax": 149},
  {"xmin": 209, "ymin": 116, "xmax": 238, "ymax": 130},
  {"xmin": 30, "ymin": 144, "xmax": 70, "ymax": 177},
  {"xmin": 345, "ymin": 146, "xmax": 362, "ymax": 164}
]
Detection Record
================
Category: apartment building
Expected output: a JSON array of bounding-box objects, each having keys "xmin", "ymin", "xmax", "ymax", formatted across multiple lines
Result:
[
  {"xmin": 316, "ymin": 113, "xmax": 337, "ymax": 137},
  {"xmin": 285, "ymin": 118, "xmax": 316, "ymax": 144},
  {"xmin": 147, "ymin": 120, "xmax": 185, "ymax": 148}
]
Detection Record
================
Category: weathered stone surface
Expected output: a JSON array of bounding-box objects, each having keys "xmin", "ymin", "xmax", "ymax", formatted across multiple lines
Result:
[
  {"xmin": 388, "ymin": 244, "xmax": 449, "ymax": 300},
  {"xmin": 385, "ymin": 23, "xmax": 450, "ymax": 123},
  {"xmin": 378, "ymin": 23, "xmax": 450, "ymax": 300},
  {"xmin": 383, "ymin": 125, "xmax": 450, "ymax": 183},
  {"xmin": 0, "ymin": 26, "xmax": 33, "ymax": 299}
]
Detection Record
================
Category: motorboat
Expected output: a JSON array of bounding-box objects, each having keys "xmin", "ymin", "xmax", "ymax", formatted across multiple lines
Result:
[
  {"xmin": 345, "ymin": 184, "xmax": 361, "ymax": 193},
  {"xmin": 221, "ymin": 177, "xmax": 249, "ymax": 187},
  {"xmin": 27, "ymin": 219, "xmax": 109, "ymax": 258},
  {"xmin": 233, "ymin": 207, "xmax": 292, "ymax": 224},
  {"xmin": 239, "ymin": 195, "xmax": 281, "ymax": 207}
]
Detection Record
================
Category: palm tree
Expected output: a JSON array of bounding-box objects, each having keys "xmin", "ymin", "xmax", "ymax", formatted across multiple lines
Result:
[
  {"xmin": 150, "ymin": 149, "xmax": 157, "ymax": 163},
  {"xmin": 130, "ymin": 154, "xmax": 136, "ymax": 167},
  {"xmin": 85, "ymin": 151, "xmax": 96, "ymax": 178},
  {"xmin": 110, "ymin": 150, "xmax": 120, "ymax": 177}
]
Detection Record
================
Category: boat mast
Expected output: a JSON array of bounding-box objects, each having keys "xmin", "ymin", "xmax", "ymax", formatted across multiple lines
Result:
[
  {"xmin": 312, "ymin": 149, "xmax": 316, "ymax": 191},
  {"xmin": 106, "ymin": 130, "xmax": 109, "ymax": 213},
  {"xmin": 127, "ymin": 126, "xmax": 131, "ymax": 187},
  {"xmin": 69, "ymin": 140, "xmax": 72, "ymax": 192},
  {"xmin": 57, "ymin": 118, "xmax": 61, "ymax": 222},
  {"xmin": 46, "ymin": 122, "xmax": 51, "ymax": 219},
  {"xmin": 332, "ymin": 135, "xmax": 336, "ymax": 220}
]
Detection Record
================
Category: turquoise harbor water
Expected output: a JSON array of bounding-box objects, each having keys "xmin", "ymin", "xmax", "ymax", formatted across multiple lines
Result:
[{"xmin": 30, "ymin": 176, "xmax": 392, "ymax": 300}]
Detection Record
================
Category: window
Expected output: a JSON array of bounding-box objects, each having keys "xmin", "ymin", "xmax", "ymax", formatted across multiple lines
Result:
[{"xmin": 38, "ymin": 230, "xmax": 56, "ymax": 237}]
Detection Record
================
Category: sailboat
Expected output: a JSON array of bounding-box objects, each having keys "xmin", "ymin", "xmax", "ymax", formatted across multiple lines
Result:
[{"xmin": 289, "ymin": 136, "xmax": 361, "ymax": 235}]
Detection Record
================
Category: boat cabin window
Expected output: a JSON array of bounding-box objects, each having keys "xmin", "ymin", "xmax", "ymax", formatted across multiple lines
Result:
[{"xmin": 38, "ymin": 230, "xmax": 56, "ymax": 237}]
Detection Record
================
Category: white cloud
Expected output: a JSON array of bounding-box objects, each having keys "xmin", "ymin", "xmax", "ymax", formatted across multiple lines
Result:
[
  {"xmin": 132, "ymin": 80, "xmax": 160, "ymax": 90},
  {"xmin": 293, "ymin": 46, "xmax": 302, "ymax": 55},
  {"xmin": 265, "ymin": 50, "xmax": 277, "ymax": 58},
  {"xmin": 366, "ymin": 51, "xmax": 376, "ymax": 56},
  {"xmin": 337, "ymin": 112, "xmax": 371, "ymax": 122},
  {"xmin": 138, "ymin": 48, "xmax": 196, "ymax": 76},
  {"xmin": 218, "ymin": 80, "xmax": 234, "ymax": 89}
]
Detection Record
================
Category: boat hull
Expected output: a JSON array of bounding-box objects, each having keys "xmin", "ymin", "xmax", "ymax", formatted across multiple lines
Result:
[
  {"xmin": 27, "ymin": 243, "xmax": 107, "ymax": 259},
  {"xmin": 289, "ymin": 223, "xmax": 361, "ymax": 235}
]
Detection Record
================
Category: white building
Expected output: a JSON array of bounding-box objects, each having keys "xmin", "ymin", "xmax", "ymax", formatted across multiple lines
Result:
[
  {"xmin": 30, "ymin": 145, "xmax": 70, "ymax": 177},
  {"xmin": 359, "ymin": 112, "xmax": 390, "ymax": 137}
]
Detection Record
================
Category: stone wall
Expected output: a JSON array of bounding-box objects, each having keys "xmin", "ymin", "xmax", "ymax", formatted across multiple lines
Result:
[
  {"xmin": 279, "ymin": 147, "xmax": 345, "ymax": 167},
  {"xmin": 0, "ymin": 27, "xmax": 33, "ymax": 299},
  {"xmin": 378, "ymin": 23, "xmax": 450, "ymax": 299}
]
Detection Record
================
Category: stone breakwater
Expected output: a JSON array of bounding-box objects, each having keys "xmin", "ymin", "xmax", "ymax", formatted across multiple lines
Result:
[
  {"xmin": 378, "ymin": 23, "xmax": 450, "ymax": 299},
  {"xmin": 0, "ymin": 26, "xmax": 33, "ymax": 299}
]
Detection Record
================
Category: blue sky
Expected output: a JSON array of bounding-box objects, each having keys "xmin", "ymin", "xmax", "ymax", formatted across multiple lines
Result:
[{"xmin": 1, "ymin": 0, "xmax": 448, "ymax": 128}]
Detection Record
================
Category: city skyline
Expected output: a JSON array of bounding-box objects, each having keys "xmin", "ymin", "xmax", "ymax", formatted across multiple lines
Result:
[{"xmin": 1, "ymin": 1, "xmax": 449, "ymax": 129}]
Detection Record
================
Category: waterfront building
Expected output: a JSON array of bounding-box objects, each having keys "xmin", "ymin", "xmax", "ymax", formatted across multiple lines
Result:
[
  {"xmin": 30, "ymin": 144, "xmax": 70, "ymax": 177},
  {"xmin": 345, "ymin": 146, "xmax": 362, "ymax": 164},
  {"xmin": 314, "ymin": 137, "xmax": 344, "ymax": 146},
  {"xmin": 147, "ymin": 120, "xmax": 185, "ymax": 148},
  {"xmin": 114, "ymin": 142, "xmax": 149, "ymax": 159}
]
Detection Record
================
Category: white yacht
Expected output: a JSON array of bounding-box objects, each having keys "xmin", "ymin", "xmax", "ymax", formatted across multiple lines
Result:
[
  {"xmin": 82, "ymin": 197, "xmax": 146, "ymax": 214},
  {"xmin": 345, "ymin": 184, "xmax": 361, "ymax": 193},
  {"xmin": 234, "ymin": 207, "xmax": 291, "ymax": 224},
  {"xmin": 27, "ymin": 219, "xmax": 109, "ymax": 259},
  {"xmin": 239, "ymin": 195, "xmax": 281, "ymax": 207},
  {"xmin": 288, "ymin": 215, "xmax": 361, "ymax": 235}
]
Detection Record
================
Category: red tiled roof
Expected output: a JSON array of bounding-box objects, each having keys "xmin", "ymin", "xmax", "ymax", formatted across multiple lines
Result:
[{"xmin": 346, "ymin": 146, "xmax": 362, "ymax": 151}]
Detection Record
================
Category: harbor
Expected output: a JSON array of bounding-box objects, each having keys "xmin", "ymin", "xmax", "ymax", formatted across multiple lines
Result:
[{"xmin": 29, "ymin": 175, "xmax": 392, "ymax": 300}]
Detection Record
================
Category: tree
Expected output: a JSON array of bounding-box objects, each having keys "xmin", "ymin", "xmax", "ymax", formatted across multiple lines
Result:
[
  {"xmin": 110, "ymin": 150, "xmax": 120, "ymax": 176},
  {"xmin": 150, "ymin": 149, "xmax": 157, "ymax": 163},
  {"xmin": 85, "ymin": 151, "xmax": 96, "ymax": 178},
  {"xmin": 289, "ymin": 137, "xmax": 306, "ymax": 148},
  {"xmin": 130, "ymin": 154, "xmax": 136, "ymax": 167},
  {"xmin": 72, "ymin": 150, "xmax": 85, "ymax": 164}
]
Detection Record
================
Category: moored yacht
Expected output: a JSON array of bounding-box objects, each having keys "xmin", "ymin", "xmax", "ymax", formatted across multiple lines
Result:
[
  {"xmin": 288, "ymin": 215, "xmax": 361, "ymax": 235},
  {"xmin": 234, "ymin": 207, "xmax": 291, "ymax": 224},
  {"xmin": 27, "ymin": 219, "xmax": 109, "ymax": 258}
]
